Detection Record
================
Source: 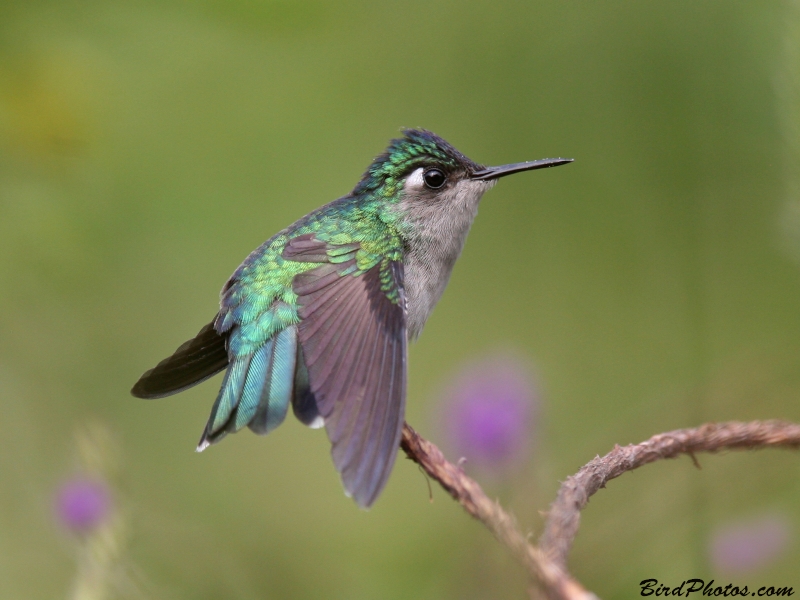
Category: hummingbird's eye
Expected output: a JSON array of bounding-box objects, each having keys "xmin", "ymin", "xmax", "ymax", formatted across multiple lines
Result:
[{"xmin": 423, "ymin": 168, "xmax": 446, "ymax": 189}]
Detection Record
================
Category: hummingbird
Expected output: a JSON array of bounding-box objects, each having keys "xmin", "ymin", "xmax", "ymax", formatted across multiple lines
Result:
[{"xmin": 131, "ymin": 129, "xmax": 572, "ymax": 507}]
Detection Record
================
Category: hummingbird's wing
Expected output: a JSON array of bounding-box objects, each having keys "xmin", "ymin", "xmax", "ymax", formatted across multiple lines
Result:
[
  {"xmin": 285, "ymin": 234, "xmax": 407, "ymax": 508},
  {"xmin": 131, "ymin": 226, "xmax": 406, "ymax": 507}
]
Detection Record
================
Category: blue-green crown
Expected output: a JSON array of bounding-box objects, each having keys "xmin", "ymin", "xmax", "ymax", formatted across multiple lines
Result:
[{"xmin": 353, "ymin": 129, "xmax": 480, "ymax": 197}]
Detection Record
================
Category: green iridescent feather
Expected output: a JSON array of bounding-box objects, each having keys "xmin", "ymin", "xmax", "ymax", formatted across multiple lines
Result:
[{"xmin": 214, "ymin": 128, "xmax": 467, "ymax": 347}]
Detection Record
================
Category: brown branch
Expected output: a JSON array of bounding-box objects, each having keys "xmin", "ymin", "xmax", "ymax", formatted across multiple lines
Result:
[
  {"xmin": 538, "ymin": 420, "xmax": 800, "ymax": 568},
  {"xmin": 401, "ymin": 420, "xmax": 800, "ymax": 600},
  {"xmin": 401, "ymin": 423, "xmax": 598, "ymax": 600}
]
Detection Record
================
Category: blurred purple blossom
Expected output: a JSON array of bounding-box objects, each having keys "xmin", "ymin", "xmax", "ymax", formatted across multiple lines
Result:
[
  {"xmin": 441, "ymin": 352, "xmax": 538, "ymax": 472},
  {"xmin": 54, "ymin": 476, "xmax": 111, "ymax": 533},
  {"xmin": 709, "ymin": 514, "xmax": 792, "ymax": 574}
]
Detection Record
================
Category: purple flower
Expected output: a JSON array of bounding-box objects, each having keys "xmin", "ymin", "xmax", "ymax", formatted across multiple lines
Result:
[
  {"xmin": 54, "ymin": 476, "xmax": 111, "ymax": 533},
  {"xmin": 441, "ymin": 352, "xmax": 538, "ymax": 472},
  {"xmin": 709, "ymin": 514, "xmax": 792, "ymax": 574}
]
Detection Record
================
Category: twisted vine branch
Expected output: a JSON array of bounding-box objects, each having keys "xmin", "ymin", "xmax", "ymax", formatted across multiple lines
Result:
[
  {"xmin": 538, "ymin": 420, "xmax": 800, "ymax": 568},
  {"xmin": 401, "ymin": 423, "xmax": 597, "ymax": 600},
  {"xmin": 400, "ymin": 420, "xmax": 800, "ymax": 600}
]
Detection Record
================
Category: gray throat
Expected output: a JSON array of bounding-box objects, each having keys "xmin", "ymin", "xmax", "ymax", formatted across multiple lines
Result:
[{"xmin": 397, "ymin": 176, "xmax": 495, "ymax": 339}]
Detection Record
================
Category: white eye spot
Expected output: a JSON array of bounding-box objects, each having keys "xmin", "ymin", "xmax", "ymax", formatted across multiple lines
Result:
[{"xmin": 404, "ymin": 167, "xmax": 425, "ymax": 190}]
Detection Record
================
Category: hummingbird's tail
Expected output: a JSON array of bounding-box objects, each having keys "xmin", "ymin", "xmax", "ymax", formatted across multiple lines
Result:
[
  {"xmin": 196, "ymin": 325, "xmax": 309, "ymax": 450},
  {"xmin": 131, "ymin": 321, "xmax": 229, "ymax": 399}
]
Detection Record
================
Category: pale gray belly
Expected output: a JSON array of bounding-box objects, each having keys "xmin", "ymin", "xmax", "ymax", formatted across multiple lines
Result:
[{"xmin": 403, "ymin": 242, "xmax": 462, "ymax": 339}]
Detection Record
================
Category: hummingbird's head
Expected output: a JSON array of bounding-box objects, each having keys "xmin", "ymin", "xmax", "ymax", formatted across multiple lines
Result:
[
  {"xmin": 353, "ymin": 129, "xmax": 480, "ymax": 199},
  {"xmin": 353, "ymin": 128, "xmax": 572, "ymax": 223}
]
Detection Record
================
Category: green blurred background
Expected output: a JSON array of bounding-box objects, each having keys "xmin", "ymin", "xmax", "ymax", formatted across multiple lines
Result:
[{"xmin": 2, "ymin": 0, "xmax": 800, "ymax": 597}]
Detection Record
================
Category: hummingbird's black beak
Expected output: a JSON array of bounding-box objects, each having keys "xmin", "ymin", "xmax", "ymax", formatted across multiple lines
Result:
[{"xmin": 471, "ymin": 158, "xmax": 574, "ymax": 181}]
